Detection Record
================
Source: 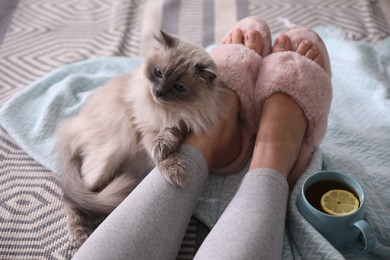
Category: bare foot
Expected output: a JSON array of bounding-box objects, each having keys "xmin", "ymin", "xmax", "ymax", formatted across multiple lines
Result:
[{"xmin": 249, "ymin": 34, "xmax": 325, "ymax": 178}]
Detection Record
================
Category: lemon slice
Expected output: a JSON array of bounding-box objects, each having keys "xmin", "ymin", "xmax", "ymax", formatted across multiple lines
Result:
[{"xmin": 320, "ymin": 189, "xmax": 359, "ymax": 216}]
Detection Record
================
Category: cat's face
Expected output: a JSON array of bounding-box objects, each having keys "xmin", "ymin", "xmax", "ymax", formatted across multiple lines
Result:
[{"xmin": 145, "ymin": 31, "xmax": 217, "ymax": 107}]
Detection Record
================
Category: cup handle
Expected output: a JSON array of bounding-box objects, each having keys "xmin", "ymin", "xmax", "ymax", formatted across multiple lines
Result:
[{"xmin": 346, "ymin": 220, "xmax": 375, "ymax": 254}]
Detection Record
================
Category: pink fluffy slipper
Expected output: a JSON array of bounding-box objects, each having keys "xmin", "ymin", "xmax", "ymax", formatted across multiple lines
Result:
[
  {"xmin": 210, "ymin": 16, "xmax": 272, "ymax": 175},
  {"xmin": 210, "ymin": 21, "xmax": 332, "ymax": 185},
  {"xmin": 258, "ymin": 27, "xmax": 332, "ymax": 184}
]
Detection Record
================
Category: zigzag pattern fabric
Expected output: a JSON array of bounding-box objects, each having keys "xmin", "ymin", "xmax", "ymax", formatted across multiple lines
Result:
[{"xmin": 0, "ymin": 0, "xmax": 389, "ymax": 259}]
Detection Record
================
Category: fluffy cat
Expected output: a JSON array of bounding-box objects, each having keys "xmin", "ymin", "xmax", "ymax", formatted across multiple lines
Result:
[{"xmin": 56, "ymin": 31, "xmax": 229, "ymax": 247}]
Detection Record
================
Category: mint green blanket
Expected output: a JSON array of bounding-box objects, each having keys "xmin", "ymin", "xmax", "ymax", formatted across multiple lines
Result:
[{"xmin": 0, "ymin": 27, "xmax": 389, "ymax": 259}]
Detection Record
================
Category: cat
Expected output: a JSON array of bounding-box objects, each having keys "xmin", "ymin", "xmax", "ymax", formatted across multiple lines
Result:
[{"xmin": 55, "ymin": 30, "xmax": 229, "ymax": 247}]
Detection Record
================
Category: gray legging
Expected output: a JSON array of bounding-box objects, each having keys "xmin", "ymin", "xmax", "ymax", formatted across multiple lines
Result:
[{"xmin": 73, "ymin": 144, "xmax": 289, "ymax": 260}]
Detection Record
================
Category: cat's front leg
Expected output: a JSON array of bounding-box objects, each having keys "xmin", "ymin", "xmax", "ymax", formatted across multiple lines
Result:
[
  {"xmin": 152, "ymin": 121, "xmax": 188, "ymax": 162},
  {"xmin": 151, "ymin": 122, "xmax": 189, "ymax": 188}
]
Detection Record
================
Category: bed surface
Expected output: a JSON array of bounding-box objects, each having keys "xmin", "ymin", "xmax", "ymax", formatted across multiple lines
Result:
[{"xmin": 1, "ymin": 0, "xmax": 390, "ymax": 259}]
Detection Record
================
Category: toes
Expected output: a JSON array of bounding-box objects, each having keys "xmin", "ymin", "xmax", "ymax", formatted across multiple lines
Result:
[
  {"xmin": 224, "ymin": 29, "xmax": 264, "ymax": 56},
  {"xmin": 297, "ymin": 40, "xmax": 324, "ymax": 67},
  {"xmin": 272, "ymin": 34, "xmax": 292, "ymax": 53},
  {"xmin": 305, "ymin": 48, "xmax": 317, "ymax": 60},
  {"xmin": 232, "ymin": 28, "xmax": 244, "ymax": 44},
  {"xmin": 244, "ymin": 30, "xmax": 263, "ymax": 55},
  {"xmin": 313, "ymin": 54, "xmax": 324, "ymax": 68},
  {"xmin": 223, "ymin": 33, "xmax": 232, "ymax": 44},
  {"xmin": 296, "ymin": 40, "xmax": 312, "ymax": 56},
  {"xmin": 222, "ymin": 29, "xmax": 244, "ymax": 45}
]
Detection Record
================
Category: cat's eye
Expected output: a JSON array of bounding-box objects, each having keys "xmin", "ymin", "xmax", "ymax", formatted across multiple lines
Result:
[
  {"xmin": 154, "ymin": 68, "xmax": 163, "ymax": 78},
  {"xmin": 174, "ymin": 83, "xmax": 186, "ymax": 92}
]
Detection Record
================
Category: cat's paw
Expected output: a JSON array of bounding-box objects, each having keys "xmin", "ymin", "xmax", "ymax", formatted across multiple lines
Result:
[
  {"xmin": 158, "ymin": 154, "xmax": 188, "ymax": 188},
  {"xmin": 152, "ymin": 138, "xmax": 175, "ymax": 161}
]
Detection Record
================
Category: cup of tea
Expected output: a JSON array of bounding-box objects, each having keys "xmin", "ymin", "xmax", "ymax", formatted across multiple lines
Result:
[{"xmin": 297, "ymin": 170, "xmax": 375, "ymax": 254}]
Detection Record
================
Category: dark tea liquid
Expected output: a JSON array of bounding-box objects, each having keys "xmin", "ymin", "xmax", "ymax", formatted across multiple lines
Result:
[{"xmin": 304, "ymin": 180, "xmax": 359, "ymax": 214}]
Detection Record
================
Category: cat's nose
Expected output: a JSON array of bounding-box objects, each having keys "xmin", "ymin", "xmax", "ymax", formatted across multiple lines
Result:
[{"xmin": 155, "ymin": 90, "xmax": 165, "ymax": 97}]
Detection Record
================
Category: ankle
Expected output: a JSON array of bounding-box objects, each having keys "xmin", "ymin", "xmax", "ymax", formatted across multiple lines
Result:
[{"xmin": 249, "ymin": 139, "xmax": 301, "ymax": 178}]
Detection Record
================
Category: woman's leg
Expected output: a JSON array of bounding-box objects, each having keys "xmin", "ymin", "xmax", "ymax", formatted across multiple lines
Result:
[
  {"xmin": 72, "ymin": 145, "xmax": 209, "ymax": 260},
  {"xmin": 194, "ymin": 167, "xmax": 289, "ymax": 260}
]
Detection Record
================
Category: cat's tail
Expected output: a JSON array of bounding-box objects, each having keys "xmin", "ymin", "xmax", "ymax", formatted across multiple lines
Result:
[{"xmin": 60, "ymin": 153, "xmax": 138, "ymax": 216}]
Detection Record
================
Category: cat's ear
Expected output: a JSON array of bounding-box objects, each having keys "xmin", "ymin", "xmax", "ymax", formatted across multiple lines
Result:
[
  {"xmin": 154, "ymin": 30, "xmax": 178, "ymax": 49},
  {"xmin": 196, "ymin": 63, "xmax": 217, "ymax": 86}
]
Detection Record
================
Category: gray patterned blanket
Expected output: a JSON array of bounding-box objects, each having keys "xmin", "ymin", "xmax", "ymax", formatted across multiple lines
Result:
[{"xmin": 1, "ymin": 0, "xmax": 389, "ymax": 259}]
